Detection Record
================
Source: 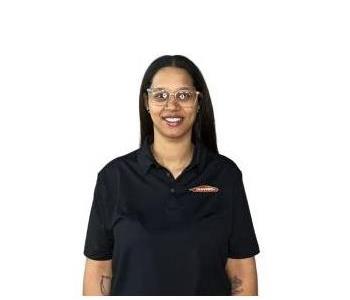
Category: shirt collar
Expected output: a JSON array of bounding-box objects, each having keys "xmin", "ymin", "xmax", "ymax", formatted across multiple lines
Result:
[{"xmin": 136, "ymin": 134, "xmax": 207, "ymax": 175}]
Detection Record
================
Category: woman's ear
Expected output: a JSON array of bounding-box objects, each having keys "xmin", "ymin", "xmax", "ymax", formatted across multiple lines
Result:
[{"xmin": 143, "ymin": 94, "xmax": 150, "ymax": 112}]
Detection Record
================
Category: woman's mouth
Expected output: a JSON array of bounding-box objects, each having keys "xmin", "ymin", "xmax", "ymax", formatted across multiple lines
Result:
[{"xmin": 162, "ymin": 117, "xmax": 184, "ymax": 127}]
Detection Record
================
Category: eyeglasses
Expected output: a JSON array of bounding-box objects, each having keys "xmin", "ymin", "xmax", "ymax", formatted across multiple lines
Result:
[{"xmin": 146, "ymin": 87, "xmax": 201, "ymax": 108}]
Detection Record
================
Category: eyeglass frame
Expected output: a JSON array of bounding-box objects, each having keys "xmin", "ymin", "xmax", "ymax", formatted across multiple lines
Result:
[{"xmin": 146, "ymin": 86, "xmax": 201, "ymax": 107}]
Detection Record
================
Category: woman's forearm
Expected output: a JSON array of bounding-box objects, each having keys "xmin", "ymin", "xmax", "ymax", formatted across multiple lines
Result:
[
  {"xmin": 225, "ymin": 256, "xmax": 258, "ymax": 296},
  {"xmin": 83, "ymin": 258, "xmax": 112, "ymax": 296},
  {"xmin": 229, "ymin": 272, "xmax": 258, "ymax": 295}
]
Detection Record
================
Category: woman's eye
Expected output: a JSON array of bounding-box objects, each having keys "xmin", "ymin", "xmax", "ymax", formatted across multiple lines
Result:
[
  {"xmin": 177, "ymin": 91, "xmax": 191, "ymax": 100},
  {"xmin": 154, "ymin": 92, "xmax": 168, "ymax": 100}
]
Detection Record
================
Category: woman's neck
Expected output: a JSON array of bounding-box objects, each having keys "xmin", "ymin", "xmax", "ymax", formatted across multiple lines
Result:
[{"xmin": 150, "ymin": 134, "xmax": 194, "ymax": 172}]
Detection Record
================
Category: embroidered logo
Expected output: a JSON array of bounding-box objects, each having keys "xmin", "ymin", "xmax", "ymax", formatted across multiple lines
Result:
[{"xmin": 188, "ymin": 184, "xmax": 219, "ymax": 193}]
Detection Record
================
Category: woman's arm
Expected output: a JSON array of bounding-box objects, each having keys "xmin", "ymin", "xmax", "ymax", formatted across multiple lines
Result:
[
  {"xmin": 82, "ymin": 258, "xmax": 112, "ymax": 296},
  {"xmin": 225, "ymin": 256, "xmax": 258, "ymax": 296}
]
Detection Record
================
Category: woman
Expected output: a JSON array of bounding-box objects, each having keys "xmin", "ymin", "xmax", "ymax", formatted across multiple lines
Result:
[{"xmin": 82, "ymin": 55, "xmax": 260, "ymax": 296}]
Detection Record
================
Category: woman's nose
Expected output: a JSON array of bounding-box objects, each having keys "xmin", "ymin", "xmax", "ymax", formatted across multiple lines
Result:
[{"xmin": 165, "ymin": 95, "xmax": 180, "ymax": 109}]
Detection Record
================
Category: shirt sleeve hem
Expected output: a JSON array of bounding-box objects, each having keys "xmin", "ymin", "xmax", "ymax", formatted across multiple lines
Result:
[
  {"xmin": 84, "ymin": 249, "xmax": 113, "ymax": 261},
  {"xmin": 227, "ymin": 247, "xmax": 260, "ymax": 259}
]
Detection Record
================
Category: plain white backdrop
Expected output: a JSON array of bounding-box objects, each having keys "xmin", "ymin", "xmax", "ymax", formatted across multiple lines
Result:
[{"xmin": 0, "ymin": 0, "xmax": 349, "ymax": 298}]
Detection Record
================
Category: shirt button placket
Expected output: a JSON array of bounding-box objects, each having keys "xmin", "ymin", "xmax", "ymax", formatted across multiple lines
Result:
[
  {"xmin": 164, "ymin": 170, "xmax": 179, "ymax": 209},
  {"xmin": 167, "ymin": 187, "xmax": 179, "ymax": 210}
]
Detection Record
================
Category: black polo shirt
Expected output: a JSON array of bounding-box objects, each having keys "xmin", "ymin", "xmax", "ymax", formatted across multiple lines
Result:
[{"xmin": 83, "ymin": 134, "xmax": 260, "ymax": 296}]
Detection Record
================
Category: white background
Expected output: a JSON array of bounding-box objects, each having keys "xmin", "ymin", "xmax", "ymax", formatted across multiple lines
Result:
[{"xmin": 0, "ymin": 0, "xmax": 349, "ymax": 298}]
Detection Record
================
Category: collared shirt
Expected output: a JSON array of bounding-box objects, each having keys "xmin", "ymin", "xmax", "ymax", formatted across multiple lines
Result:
[{"xmin": 83, "ymin": 134, "xmax": 260, "ymax": 296}]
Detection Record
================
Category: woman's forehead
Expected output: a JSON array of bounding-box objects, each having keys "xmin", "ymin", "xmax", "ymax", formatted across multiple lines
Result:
[{"xmin": 151, "ymin": 67, "xmax": 193, "ymax": 88}]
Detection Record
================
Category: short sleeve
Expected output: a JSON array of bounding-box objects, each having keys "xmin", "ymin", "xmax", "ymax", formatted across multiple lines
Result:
[
  {"xmin": 83, "ymin": 171, "xmax": 114, "ymax": 260},
  {"xmin": 228, "ymin": 168, "xmax": 260, "ymax": 258}
]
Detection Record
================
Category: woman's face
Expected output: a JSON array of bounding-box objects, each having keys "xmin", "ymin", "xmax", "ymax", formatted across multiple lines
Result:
[{"xmin": 145, "ymin": 66, "xmax": 199, "ymax": 140}]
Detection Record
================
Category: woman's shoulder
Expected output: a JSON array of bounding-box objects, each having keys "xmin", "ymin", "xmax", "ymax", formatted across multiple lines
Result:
[
  {"xmin": 216, "ymin": 152, "xmax": 243, "ymax": 178},
  {"xmin": 97, "ymin": 148, "xmax": 139, "ymax": 178}
]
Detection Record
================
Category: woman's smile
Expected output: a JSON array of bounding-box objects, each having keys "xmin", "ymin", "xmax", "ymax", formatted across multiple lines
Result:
[{"xmin": 162, "ymin": 116, "xmax": 184, "ymax": 127}]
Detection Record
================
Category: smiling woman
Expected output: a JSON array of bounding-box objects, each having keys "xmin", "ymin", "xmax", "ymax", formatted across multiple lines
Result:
[
  {"xmin": 82, "ymin": 55, "xmax": 260, "ymax": 296},
  {"xmin": 144, "ymin": 66, "xmax": 201, "ymax": 139}
]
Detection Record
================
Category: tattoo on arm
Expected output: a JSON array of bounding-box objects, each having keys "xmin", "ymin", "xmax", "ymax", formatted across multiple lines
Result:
[
  {"xmin": 100, "ymin": 275, "xmax": 112, "ymax": 295},
  {"xmin": 230, "ymin": 275, "xmax": 243, "ymax": 295}
]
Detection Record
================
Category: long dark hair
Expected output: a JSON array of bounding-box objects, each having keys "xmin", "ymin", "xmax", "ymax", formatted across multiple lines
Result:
[{"xmin": 139, "ymin": 55, "xmax": 218, "ymax": 154}]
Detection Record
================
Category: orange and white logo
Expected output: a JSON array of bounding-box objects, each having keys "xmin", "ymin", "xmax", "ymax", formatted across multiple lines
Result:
[{"xmin": 189, "ymin": 184, "xmax": 219, "ymax": 193}]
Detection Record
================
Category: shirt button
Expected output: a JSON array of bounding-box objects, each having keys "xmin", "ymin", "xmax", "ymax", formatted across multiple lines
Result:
[
  {"xmin": 166, "ymin": 172, "xmax": 171, "ymax": 177},
  {"xmin": 170, "ymin": 188, "xmax": 175, "ymax": 193}
]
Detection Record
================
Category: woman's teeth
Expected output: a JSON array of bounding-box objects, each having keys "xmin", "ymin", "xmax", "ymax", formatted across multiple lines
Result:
[
  {"xmin": 165, "ymin": 117, "xmax": 182, "ymax": 122},
  {"xmin": 163, "ymin": 117, "xmax": 183, "ymax": 127}
]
